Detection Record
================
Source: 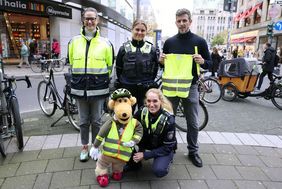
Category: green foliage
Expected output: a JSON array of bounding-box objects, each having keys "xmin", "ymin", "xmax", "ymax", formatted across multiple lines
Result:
[{"xmin": 211, "ymin": 34, "xmax": 225, "ymax": 47}]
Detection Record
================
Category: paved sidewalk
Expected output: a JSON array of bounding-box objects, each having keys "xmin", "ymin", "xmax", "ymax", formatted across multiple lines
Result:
[{"xmin": 1, "ymin": 131, "xmax": 282, "ymax": 189}]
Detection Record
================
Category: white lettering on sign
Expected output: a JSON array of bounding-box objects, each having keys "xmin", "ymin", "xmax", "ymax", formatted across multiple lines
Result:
[
  {"xmin": 0, "ymin": 0, "xmax": 27, "ymax": 9},
  {"xmin": 46, "ymin": 6, "xmax": 70, "ymax": 17}
]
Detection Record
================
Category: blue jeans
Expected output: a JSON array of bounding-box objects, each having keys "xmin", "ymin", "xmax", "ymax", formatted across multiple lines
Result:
[
  {"xmin": 77, "ymin": 96, "xmax": 105, "ymax": 145},
  {"xmin": 167, "ymin": 84, "xmax": 199, "ymax": 155}
]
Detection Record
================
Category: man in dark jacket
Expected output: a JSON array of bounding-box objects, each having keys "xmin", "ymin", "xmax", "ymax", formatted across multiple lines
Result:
[{"xmin": 256, "ymin": 42, "xmax": 275, "ymax": 90}]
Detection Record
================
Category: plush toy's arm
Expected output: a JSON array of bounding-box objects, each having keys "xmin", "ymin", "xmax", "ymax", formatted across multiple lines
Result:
[
  {"xmin": 93, "ymin": 119, "xmax": 112, "ymax": 147},
  {"xmin": 131, "ymin": 120, "xmax": 143, "ymax": 144}
]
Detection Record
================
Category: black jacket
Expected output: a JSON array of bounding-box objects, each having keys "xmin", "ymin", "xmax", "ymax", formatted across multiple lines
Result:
[
  {"xmin": 134, "ymin": 107, "xmax": 177, "ymax": 160},
  {"xmin": 163, "ymin": 30, "xmax": 212, "ymax": 84},
  {"xmin": 262, "ymin": 47, "xmax": 275, "ymax": 72}
]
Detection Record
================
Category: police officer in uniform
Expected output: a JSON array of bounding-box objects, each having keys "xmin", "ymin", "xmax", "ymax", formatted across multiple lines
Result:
[
  {"xmin": 68, "ymin": 7, "xmax": 114, "ymax": 162},
  {"xmin": 116, "ymin": 20, "xmax": 159, "ymax": 111},
  {"xmin": 125, "ymin": 88, "xmax": 177, "ymax": 178}
]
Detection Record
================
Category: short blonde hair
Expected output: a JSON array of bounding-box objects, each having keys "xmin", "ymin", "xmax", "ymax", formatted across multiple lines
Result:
[{"xmin": 132, "ymin": 19, "xmax": 147, "ymax": 30}]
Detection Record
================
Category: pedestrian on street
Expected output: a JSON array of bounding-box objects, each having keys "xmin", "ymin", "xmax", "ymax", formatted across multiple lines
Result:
[
  {"xmin": 28, "ymin": 39, "xmax": 37, "ymax": 62},
  {"xmin": 52, "ymin": 38, "xmax": 60, "ymax": 59},
  {"xmin": 125, "ymin": 88, "xmax": 177, "ymax": 177},
  {"xmin": 115, "ymin": 20, "xmax": 159, "ymax": 111},
  {"xmin": 159, "ymin": 8, "xmax": 212, "ymax": 167},
  {"xmin": 68, "ymin": 7, "xmax": 114, "ymax": 162},
  {"xmin": 17, "ymin": 41, "xmax": 30, "ymax": 68},
  {"xmin": 210, "ymin": 47, "xmax": 222, "ymax": 77},
  {"xmin": 256, "ymin": 42, "xmax": 275, "ymax": 91}
]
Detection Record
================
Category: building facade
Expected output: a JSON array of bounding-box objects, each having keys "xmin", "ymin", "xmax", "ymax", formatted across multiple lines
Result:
[
  {"xmin": 0, "ymin": 0, "xmax": 133, "ymax": 62},
  {"xmin": 232, "ymin": 0, "xmax": 282, "ymax": 58},
  {"xmin": 191, "ymin": 0, "xmax": 230, "ymax": 47}
]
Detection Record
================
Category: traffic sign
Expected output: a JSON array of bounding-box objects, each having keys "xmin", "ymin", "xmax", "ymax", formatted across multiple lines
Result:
[
  {"xmin": 277, "ymin": 0, "xmax": 282, "ymax": 5},
  {"xmin": 274, "ymin": 21, "xmax": 282, "ymax": 30},
  {"xmin": 269, "ymin": 4, "xmax": 280, "ymax": 18}
]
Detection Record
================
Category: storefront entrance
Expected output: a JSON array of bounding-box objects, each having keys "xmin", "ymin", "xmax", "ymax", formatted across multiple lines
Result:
[{"xmin": 0, "ymin": 12, "xmax": 50, "ymax": 59}]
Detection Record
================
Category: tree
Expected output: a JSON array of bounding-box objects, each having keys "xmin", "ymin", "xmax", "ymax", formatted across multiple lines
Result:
[{"xmin": 211, "ymin": 31, "xmax": 228, "ymax": 47}]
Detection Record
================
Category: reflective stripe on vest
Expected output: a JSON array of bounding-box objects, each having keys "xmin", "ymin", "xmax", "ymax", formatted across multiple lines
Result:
[
  {"xmin": 69, "ymin": 32, "xmax": 112, "ymax": 75},
  {"xmin": 162, "ymin": 54, "xmax": 194, "ymax": 98},
  {"xmin": 124, "ymin": 41, "xmax": 152, "ymax": 53},
  {"xmin": 103, "ymin": 119, "xmax": 137, "ymax": 162},
  {"xmin": 141, "ymin": 107, "xmax": 168, "ymax": 135}
]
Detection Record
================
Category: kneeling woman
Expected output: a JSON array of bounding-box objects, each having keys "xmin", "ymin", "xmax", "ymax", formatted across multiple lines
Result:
[{"xmin": 132, "ymin": 88, "xmax": 177, "ymax": 177}]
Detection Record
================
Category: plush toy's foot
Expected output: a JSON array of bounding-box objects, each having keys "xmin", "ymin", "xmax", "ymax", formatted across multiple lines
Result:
[
  {"xmin": 96, "ymin": 174, "xmax": 109, "ymax": 187},
  {"xmin": 112, "ymin": 172, "xmax": 122, "ymax": 181}
]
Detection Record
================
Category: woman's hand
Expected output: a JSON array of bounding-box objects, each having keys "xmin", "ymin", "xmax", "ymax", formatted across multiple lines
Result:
[{"xmin": 133, "ymin": 152, "xmax": 144, "ymax": 163}]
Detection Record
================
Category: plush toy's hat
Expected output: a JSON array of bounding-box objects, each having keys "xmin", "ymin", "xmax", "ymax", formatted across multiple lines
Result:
[{"xmin": 110, "ymin": 88, "xmax": 132, "ymax": 100}]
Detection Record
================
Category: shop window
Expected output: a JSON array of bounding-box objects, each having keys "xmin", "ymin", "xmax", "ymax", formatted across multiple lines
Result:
[
  {"xmin": 244, "ymin": 17, "xmax": 251, "ymax": 27},
  {"xmin": 254, "ymin": 9, "xmax": 261, "ymax": 24}
]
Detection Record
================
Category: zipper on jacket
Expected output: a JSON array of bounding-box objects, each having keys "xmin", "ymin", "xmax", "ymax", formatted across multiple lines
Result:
[{"xmin": 84, "ymin": 40, "xmax": 91, "ymax": 98}]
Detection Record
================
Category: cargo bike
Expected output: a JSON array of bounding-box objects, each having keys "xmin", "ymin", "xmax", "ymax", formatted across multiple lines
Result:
[{"xmin": 218, "ymin": 58, "xmax": 282, "ymax": 110}]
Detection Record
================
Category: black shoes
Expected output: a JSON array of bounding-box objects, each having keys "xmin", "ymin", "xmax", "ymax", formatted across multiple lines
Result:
[
  {"xmin": 188, "ymin": 154, "xmax": 203, "ymax": 167},
  {"xmin": 123, "ymin": 162, "xmax": 142, "ymax": 172}
]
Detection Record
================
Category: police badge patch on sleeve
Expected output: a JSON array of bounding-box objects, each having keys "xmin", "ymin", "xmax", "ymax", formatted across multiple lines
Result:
[{"xmin": 167, "ymin": 131, "xmax": 174, "ymax": 140}]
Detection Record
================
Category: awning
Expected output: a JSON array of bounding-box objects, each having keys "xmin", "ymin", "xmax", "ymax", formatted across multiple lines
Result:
[
  {"xmin": 242, "ymin": 3, "xmax": 263, "ymax": 19},
  {"xmin": 231, "ymin": 36, "xmax": 256, "ymax": 43},
  {"xmin": 234, "ymin": 2, "xmax": 263, "ymax": 22}
]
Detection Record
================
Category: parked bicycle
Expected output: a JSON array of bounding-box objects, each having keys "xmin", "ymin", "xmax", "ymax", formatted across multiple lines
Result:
[
  {"xmin": 30, "ymin": 54, "xmax": 65, "ymax": 73},
  {"xmin": 198, "ymin": 71, "xmax": 222, "ymax": 104},
  {"xmin": 0, "ymin": 60, "xmax": 32, "ymax": 157},
  {"xmin": 37, "ymin": 68, "xmax": 80, "ymax": 131}
]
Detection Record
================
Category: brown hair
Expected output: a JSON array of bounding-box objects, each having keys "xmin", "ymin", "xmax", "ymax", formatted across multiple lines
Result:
[
  {"xmin": 82, "ymin": 7, "xmax": 98, "ymax": 18},
  {"xmin": 132, "ymin": 19, "xmax": 147, "ymax": 30},
  {"xmin": 176, "ymin": 8, "xmax": 192, "ymax": 21},
  {"xmin": 145, "ymin": 88, "xmax": 173, "ymax": 114}
]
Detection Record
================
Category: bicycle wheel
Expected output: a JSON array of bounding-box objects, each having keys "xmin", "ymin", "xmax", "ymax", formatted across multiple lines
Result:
[
  {"xmin": 271, "ymin": 86, "xmax": 282, "ymax": 110},
  {"xmin": 0, "ymin": 134, "xmax": 6, "ymax": 157},
  {"xmin": 30, "ymin": 60, "xmax": 42, "ymax": 73},
  {"xmin": 175, "ymin": 100, "xmax": 208, "ymax": 132},
  {"xmin": 37, "ymin": 81, "xmax": 57, "ymax": 116},
  {"xmin": 66, "ymin": 94, "xmax": 80, "ymax": 131},
  {"xmin": 221, "ymin": 83, "xmax": 238, "ymax": 101},
  {"xmin": 52, "ymin": 60, "xmax": 64, "ymax": 72},
  {"xmin": 9, "ymin": 97, "xmax": 24, "ymax": 150},
  {"xmin": 201, "ymin": 78, "xmax": 222, "ymax": 104}
]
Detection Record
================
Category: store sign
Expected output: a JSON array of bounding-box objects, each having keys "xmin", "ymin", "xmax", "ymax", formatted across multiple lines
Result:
[{"xmin": 0, "ymin": 0, "xmax": 72, "ymax": 19}]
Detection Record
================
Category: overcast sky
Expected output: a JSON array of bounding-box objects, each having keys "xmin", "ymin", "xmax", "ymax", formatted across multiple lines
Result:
[{"xmin": 151, "ymin": 0, "xmax": 194, "ymax": 37}]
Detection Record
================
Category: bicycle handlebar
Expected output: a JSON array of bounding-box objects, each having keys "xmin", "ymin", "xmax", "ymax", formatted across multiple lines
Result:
[{"xmin": 3, "ymin": 75, "xmax": 32, "ymax": 88}]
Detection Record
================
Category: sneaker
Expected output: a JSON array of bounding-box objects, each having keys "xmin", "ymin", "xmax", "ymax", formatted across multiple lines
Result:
[
  {"xmin": 17, "ymin": 65, "xmax": 21, "ymax": 68},
  {"xmin": 79, "ymin": 146, "xmax": 89, "ymax": 162},
  {"xmin": 97, "ymin": 174, "xmax": 109, "ymax": 187},
  {"xmin": 112, "ymin": 172, "xmax": 122, "ymax": 181}
]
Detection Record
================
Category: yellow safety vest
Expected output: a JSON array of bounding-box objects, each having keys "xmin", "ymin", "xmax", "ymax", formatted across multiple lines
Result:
[
  {"xmin": 68, "ymin": 29, "xmax": 113, "ymax": 75},
  {"xmin": 162, "ymin": 46, "xmax": 199, "ymax": 98},
  {"xmin": 102, "ymin": 119, "xmax": 137, "ymax": 162},
  {"xmin": 124, "ymin": 41, "xmax": 152, "ymax": 53},
  {"xmin": 141, "ymin": 107, "xmax": 168, "ymax": 134}
]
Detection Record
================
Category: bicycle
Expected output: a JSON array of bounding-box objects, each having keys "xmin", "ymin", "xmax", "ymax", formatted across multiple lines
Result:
[
  {"xmin": 155, "ymin": 69, "xmax": 209, "ymax": 132},
  {"xmin": 222, "ymin": 73, "xmax": 282, "ymax": 110},
  {"xmin": 0, "ymin": 61, "xmax": 32, "ymax": 157},
  {"xmin": 37, "ymin": 67, "xmax": 80, "ymax": 131},
  {"xmin": 30, "ymin": 54, "xmax": 65, "ymax": 73},
  {"xmin": 198, "ymin": 71, "xmax": 222, "ymax": 104}
]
